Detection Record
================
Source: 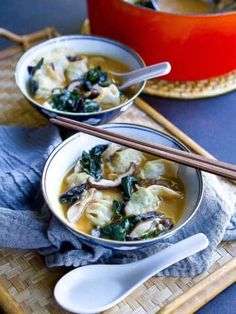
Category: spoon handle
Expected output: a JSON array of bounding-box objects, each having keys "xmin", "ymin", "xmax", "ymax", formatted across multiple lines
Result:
[
  {"xmin": 119, "ymin": 62, "xmax": 171, "ymax": 89},
  {"xmin": 151, "ymin": 0, "xmax": 160, "ymax": 11},
  {"xmin": 132, "ymin": 233, "xmax": 209, "ymax": 281}
]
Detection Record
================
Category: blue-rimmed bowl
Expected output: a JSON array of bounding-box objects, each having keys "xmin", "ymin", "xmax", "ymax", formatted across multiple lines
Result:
[
  {"xmin": 42, "ymin": 123, "xmax": 204, "ymax": 250},
  {"xmin": 15, "ymin": 35, "xmax": 146, "ymax": 125}
]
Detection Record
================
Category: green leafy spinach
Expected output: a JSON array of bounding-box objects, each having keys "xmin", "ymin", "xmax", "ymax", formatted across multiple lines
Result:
[
  {"xmin": 99, "ymin": 217, "xmax": 131, "ymax": 241},
  {"xmin": 80, "ymin": 144, "xmax": 108, "ymax": 180},
  {"xmin": 49, "ymin": 89, "xmax": 100, "ymax": 113},
  {"xmin": 112, "ymin": 200, "xmax": 125, "ymax": 217},
  {"xmin": 121, "ymin": 175, "xmax": 138, "ymax": 200},
  {"xmin": 27, "ymin": 57, "xmax": 44, "ymax": 95},
  {"xmin": 83, "ymin": 66, "xmax": 111, "ymax": 90}
]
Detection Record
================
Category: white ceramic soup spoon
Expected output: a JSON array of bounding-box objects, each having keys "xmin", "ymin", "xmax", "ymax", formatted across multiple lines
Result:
[
  {"xmin": 151, "ymin": 0, "xmax": 160, "ymax": 11},
  {"xmin": 112, "ymin": 61, "xmax": 171, "ymax": 90},
  {"xmin": 54, "ymin": 233, "xmax": 208, "ymax": 314}
]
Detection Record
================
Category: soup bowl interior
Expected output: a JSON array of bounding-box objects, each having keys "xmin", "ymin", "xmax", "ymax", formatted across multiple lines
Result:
[
  {"xmin": 42, "ymin": 124, "xmax": 203, "ymax": 250},
  {"xmin": 15, "ymin": 35, "xmax": 145, "ymax": 124}
]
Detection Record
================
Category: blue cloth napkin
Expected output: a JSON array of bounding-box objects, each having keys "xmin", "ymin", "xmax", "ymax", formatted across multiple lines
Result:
[{"xmin": 0, "ymin": 125, "xmax": 235, "ymax": 276}]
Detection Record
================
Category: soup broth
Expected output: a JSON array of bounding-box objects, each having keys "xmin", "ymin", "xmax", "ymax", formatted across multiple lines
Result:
[
  {"xmin": 59, "ymin": 144, "xmax": 185, "ymax": 242},
  {"xmin": 28, "ymin": 50, "xmax": 133, "ymax": 113},
  {"xmin": 126, "ymin": 0, "xmax": 213, "ymax": 14},
  {"xmin": 158, "ymin": 0, "xmax": 212, "ymax": 14}
]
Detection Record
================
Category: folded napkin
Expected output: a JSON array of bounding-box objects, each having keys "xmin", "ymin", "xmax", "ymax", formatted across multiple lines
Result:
[{"xmin": 0, "ymin": 125, "xmax": 236, "ymax": 277}]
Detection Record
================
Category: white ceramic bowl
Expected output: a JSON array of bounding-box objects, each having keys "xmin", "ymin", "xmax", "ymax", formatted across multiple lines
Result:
[
  {"xmin": 15, "ymin": 35, "xmax": 145, "ymax": 125},
  {"xmin": 42, "ymin": 124, "xmax": 204, "ymax": 250}
]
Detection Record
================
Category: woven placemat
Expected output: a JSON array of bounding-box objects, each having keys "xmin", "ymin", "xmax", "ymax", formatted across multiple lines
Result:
[
  {"xmin": 0, "ymin": 32, "xmax": 235, "ymax": 314},
  {"xmin": 81, "ymin": 19, "xmax": 236, "ymax": 99}
]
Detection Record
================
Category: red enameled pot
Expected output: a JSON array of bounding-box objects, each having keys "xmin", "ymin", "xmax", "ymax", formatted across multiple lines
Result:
[{"xmin": 87, "ymin": 0, "xmax": 236, "ymax": 81}]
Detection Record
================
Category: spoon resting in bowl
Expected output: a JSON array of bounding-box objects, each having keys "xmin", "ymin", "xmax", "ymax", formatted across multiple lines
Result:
[
  {"xmin": 54, "ymin": 233, "xmax": 208, "ymax": 314},
  {"xmin": 111, "ymin": 61, "xmax": 171, "ymax": 90}
]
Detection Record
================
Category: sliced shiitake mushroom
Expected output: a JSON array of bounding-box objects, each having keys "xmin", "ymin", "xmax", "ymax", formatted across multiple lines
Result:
[
  {"xmin": 102, "ymin": 143, "xmax": 121, "ymax": 160},
  {"xmin": 67, "ymin": 80, "xmax": 83, "ymax": 92},
  {"xmin": 128, "ymin": 215, "xmax": 173, "ymax": 240},
  {"xmin": 67, "ymin": 188, "xmax": 95, "ymax": 223}
]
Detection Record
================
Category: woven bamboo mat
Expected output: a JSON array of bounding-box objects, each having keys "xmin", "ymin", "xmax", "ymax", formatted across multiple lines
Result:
[
  {"xmin": 81, "ymin": 19, "xmax": 236, "ymax": 99},
  {"xmin": 0, "ymin": 29, "xmax": 235, "ymax": 314}
]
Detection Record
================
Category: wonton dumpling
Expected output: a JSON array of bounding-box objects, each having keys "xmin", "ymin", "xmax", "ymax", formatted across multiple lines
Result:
[
  {"xmin": 139, "ymin": 159, "xmax": 178, "ymax": 180},
  {"xmin": 125, "ymin": 187, "xmax": 159, "ymax": 216},
  {"xmin": 86, "ymin": 200, "xmax": 113, "ymax": 227},
  {"xmin": 65, "ymin": 60, "xmax": 88, "ymax": 81},
  {"xmin": 147, "ymin": 185, "xmax": 183, "ymax": 199},
  {"xmin": 109, "ymin": 148, "xmax": 144, "ymax": 173},
  {"xmin": 43, "ymin": 49, "xmax": 70, "ymax": 75},
  {"xmin": 34, "ymin": 64, "xmax": 65, "ymax": 99},
  {"xmin": 34, "ymin": 49, "xmax": 70, "ymax": 99},
  {"xmin": 66, "ymin": 172, "xmax": 90, "ymax": 187},
  {"xmin": 86, "ymin": 189, "xmax": 122, "ymax": 226},
  {"xmin": 94, "ymin": 84, "xmax": 120, "ymax": 106}
]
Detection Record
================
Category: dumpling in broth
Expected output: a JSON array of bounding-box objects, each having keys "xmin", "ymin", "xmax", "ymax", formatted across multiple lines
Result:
[
  {"xmin": 34, "ymin": 64, "xmax": 65, "ymax": 99},
  {"xmin": 66, "ymin": 172, "xmax": 90, "ymax": 188},
  {"xmin": 124, "ymin": 187, "xmax": 159, "ymax": 216},
  {"xmin": 33, "ymin": 49, "xmax": 70, "ymax": 99},
  {"xmin": 109, "ymin": 148, "xmax": 145, "ymax": 173},
  {"xmin": 94, "ymin": 84, "xmax": 120, "ymax": 107},
  {"xmin": 65, "ymin": 60, "xmax": 88, "ymax": 81},
  {"xmin": 125, "ymin": 184, "xmax": 182, "ymax": 217},
  {"xmin": 86, "ymin": 190, "xmax": 122, "ymax": 227},
  {"xmin": 86, "ymin": 201, "xmax": 114, "ymax": 227},
  {"xmin": 139, "ymin": 159, "xmax": 178, "ymax": 180},
  {"xmin": 147, "ymin": 185, "xmax": 183, "ymax": 199},
  {"xmin": 43, "ymin": 49, "xmax": 70, "ymax": 75}
]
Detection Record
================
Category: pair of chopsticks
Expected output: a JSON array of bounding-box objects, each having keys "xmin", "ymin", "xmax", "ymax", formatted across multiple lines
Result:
[{"xmin": 50, "ymin": 116, "xmax": 236, "ymax": 180}]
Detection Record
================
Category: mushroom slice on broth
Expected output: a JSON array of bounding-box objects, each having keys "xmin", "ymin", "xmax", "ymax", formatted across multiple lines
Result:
[
  {"xmin": 129, "ymin": 216, "xmax": 172, "ymax": 240},
  {"xmin": 67, "ymin": 188, "xmax": 95, "ymax": 223},
  {"xmin": 138, "ymin": 159, "xmax": 178, "ymax": 180},
  {"xmin": 102, "ymin": 143, "xmax": 121, "ymax": 161}
]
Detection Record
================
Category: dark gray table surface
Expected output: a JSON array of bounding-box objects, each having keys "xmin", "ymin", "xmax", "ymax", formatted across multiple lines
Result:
[{"xmin": 0, "ymin": 0, "xmax": 235, "ymax": 313}]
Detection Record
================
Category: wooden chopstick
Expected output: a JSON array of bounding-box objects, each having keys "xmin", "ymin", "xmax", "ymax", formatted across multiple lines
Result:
[
  {"xmin": 159, "ymin": 257, "xmax": 236, "ymax": 314},
  {"xmin": 56, "ymin": 116, "xmax": 236, "ymax": 172},
  {"xmin": 50, "ymin": 117, "xmax": 236, "ymax": 180},
  {"xmin": 0, "ymin": 283, "xmax": 24, "ymax": 314}
]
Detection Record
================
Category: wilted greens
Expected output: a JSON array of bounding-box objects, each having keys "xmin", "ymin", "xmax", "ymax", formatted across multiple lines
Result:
[
  {"xmin": 59, "ymin": 143, "xmax": 184, "ymax": 242},
  {"xmin": 80, "ymin": 144, "xmax": 108, "ymax": 180},
  {"xmin": 27, "ymin": 51, "xmax": 129, "ymax": 114}
]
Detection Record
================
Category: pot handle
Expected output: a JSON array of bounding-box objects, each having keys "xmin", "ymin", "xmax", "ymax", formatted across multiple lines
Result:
[{"xmin": 0, "ymin": 27, "xmax": 60, "ymax": 50}]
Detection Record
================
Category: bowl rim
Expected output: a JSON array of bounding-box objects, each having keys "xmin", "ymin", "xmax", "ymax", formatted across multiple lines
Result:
[
  {"xmin": 15, "ymin": 34, "xmax": 146, "ymax": 116},
  {"xmin": 41, "ymin": 122, "xmax": 204, "ymax": 246},
  {"xmin": 121, "ymin": 0, "xmax": 236, "ymax": 17}
]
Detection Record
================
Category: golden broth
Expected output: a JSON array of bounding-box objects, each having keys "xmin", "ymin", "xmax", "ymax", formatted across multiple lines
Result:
[
  {"xmin": 60, "ymin": 152, "xmax": 185, "ymax": 237},
  {"xmin": 33, "ymin": 54, "xmax": 133, "ymax": 111},
  {"xmin": 158, "ymin": 0, "xmax": 212, "ymax": 14}
]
